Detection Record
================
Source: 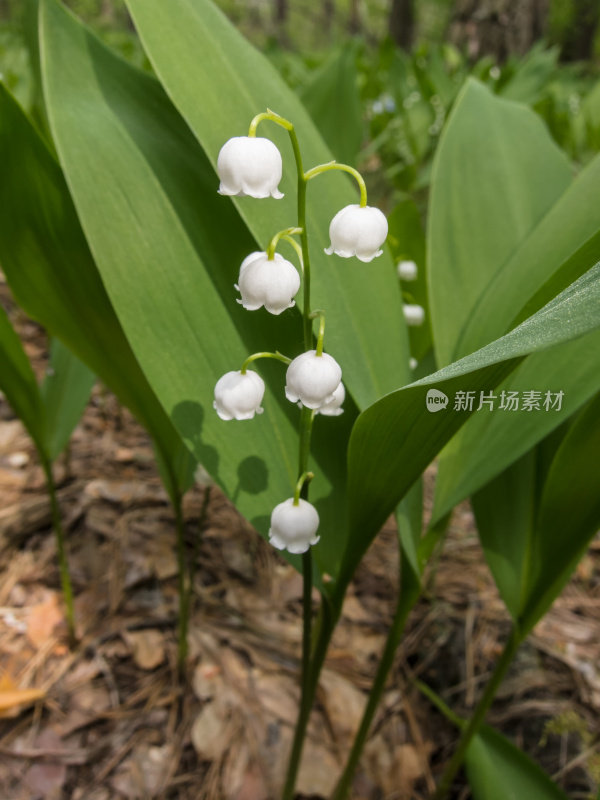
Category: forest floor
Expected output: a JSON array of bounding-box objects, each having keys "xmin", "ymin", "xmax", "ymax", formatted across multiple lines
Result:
[{"xmin": 1, "ymin": 284, "xmax": 599, "ymax": 800}]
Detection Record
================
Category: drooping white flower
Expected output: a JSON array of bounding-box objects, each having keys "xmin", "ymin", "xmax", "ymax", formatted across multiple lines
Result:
[
  {"xmin": 235, "ymin": 252, "xmax": 300, "ymax": 315},
  {"xmin": 403, "ymin": 304, "xmax": 426, "ymax": 326},
  {"xmin": 285, "ymin": 350, "xmax": 342, "ymax": 410},
  {"xmin": 269, "ymin": 498, "xmax": 320, "ymax": 554},
  {"xmin": 217, "ymin": 137, "xmax": 283, "ymax": 199},
  {"xmin": 325, "ymin": 204, "xmax": 388, "ymax": 263},
  {"xmin": 213, "ymin": 370, "xmax": 265, "ymax": 421},
  {"xmin": 397, "ymin": 260, "xmax": 418, "ymax": 281},
  {"xmin": 315, "ymin": 381, "xmax": 345, "ymax": 416}
]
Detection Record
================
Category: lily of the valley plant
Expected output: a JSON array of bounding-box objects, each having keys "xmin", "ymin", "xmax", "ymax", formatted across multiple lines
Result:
[{"xmin": 213, "ymin": 110, "xmax": 387, "ymax": 797}]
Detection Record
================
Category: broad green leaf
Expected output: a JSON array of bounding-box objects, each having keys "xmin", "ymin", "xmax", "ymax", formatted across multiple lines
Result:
[
  {"xmin": 0, "ymin": 83, "xmax": 191, "ymax": 501},
  {"xmin": 337, "ymin": 265, "xmax": 600, "ymax": 590},
  {"xmin": 0, "ymin": 304, "xmax": 45, "ymax": 453},
  {"xmin": 428, "ymin": 78, "xmax": 572, "ymax": 368},
  {"xmin": 123, "ymin": 0, "xmax": 410, "ymax": 410},
  {"xmin": 432, "ymin": 329, "xmax": 600, "ymax": 521},
  {"xmin": 519, "ymin": 392, "xmax": 600, "ymax": 633},
  {"xmin": 466, "ymin": 725, "xmax": 568, "ymax": 800},
  {"xmin": 39, "ymin": 0, "xmax": 352, "ymax": 578},
  {"xmin": 40, "ymin": 338, "xmax": 95, "ymax": 461},
  {"xmin": 458, "ymin": 150, "xmax": 600, "ymax": 358},
  {"xmin": 299, "ymin": 43, "xmax": 363, "ymax": 167}
]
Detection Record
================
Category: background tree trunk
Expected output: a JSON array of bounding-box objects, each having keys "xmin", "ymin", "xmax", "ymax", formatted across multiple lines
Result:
[
  {"xmin": 348, "ymin": 0, "xmax": 361, "ymax": 35},
  {"xmin": 560, "ymin": 0, "xmax": 600, "ymax": 61},
  {"xmin": 389, "ymin": 0, "xmax": 415, "ymax": 50},
  {"xmin": 274, "ymin": 0, "xmax": 288, "ymax": 25},
  {"xmin": 448, "ymin": 0, "xmax": 549, "ymax": 61}
]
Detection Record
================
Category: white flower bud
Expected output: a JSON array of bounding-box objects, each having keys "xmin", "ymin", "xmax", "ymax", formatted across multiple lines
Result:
[
  {"xmin": 397, "ymin": 260, "xmax": 418, "ymax": 281},
  {"xmin": 235, "ymin": 252, "xmax": 300, "ymax": 315},
  {"xmin": 285, "ymin": 350, "xmax": 342, "ymax": 410},
  {"xmin": 409, "ymin": 357, "xmax": 418, "ymax": 370},
  {"xmin": 325, "ymin": 204, "xmax": 388, "ymax": 263},
  {"xmin": 403, "ymin": 304, "xmax": 425, "ymax": 326},
  {"xmin": 217, "ymin": 137, "xmax": 284, "ymax": 199},
  {"xmin": 315, "ymin": 381, "xmax": 345, "ymax": 416},
  {"xmin": 213, "ymin": 370, "xmax": 265, "ymax": 420},
  {"xmin": 268, "ymin": 498, "xmax": 320, "ymax": 554}
]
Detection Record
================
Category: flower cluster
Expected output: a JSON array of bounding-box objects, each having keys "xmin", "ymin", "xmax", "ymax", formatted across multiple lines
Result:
[{"xmin": 213, "ymin": 116, "xmax": 388, "ymax": 554}]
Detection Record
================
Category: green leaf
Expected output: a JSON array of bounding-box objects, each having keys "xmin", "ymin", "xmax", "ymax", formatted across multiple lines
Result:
[
  {"xmin": 39, "ymin": 0, "xmax": 352, "ymax": 578},
  {"xmin": 465, "ymin": 725, "xmax": 568, "ymax": 800},
  {"xmin": 0, "ymin": 304, "xmax": 45, "ymax": 454},
  {"xmin": 299, "ymin": 43, "xmax": 363, "ymax": 167},
  {"xmin": 123, "ymin": 0, "xmax": 410, "ymax": 410},
  {"xmin": 519, "ymin": 392, "xmax": 600, "ymax": 632},
  {"xmin": 432, "ymin": 329, "xmax": 600, "ymax": 522},
  {"xmin": 428, "ymin": 78, "xmax": 572, "ymax": 368},
  {"xmin": 337, "ymin": 265, "xmax": 600, "ymax": 590},
  {"xmin": 0, "ymin": 83, "xmax": 191, "ymax": 502},
  {"xmin": 40, "ymin": 338, "xmax": 95, "ymax": 461}
]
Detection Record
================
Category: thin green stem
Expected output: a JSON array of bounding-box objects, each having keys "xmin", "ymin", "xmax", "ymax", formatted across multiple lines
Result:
[
  {"xmin": 173, "ymin": 490, "xmax": 189, "ymax": 677},
  {"xmin": 430, "ymin": 625, "xmax": 522, "ymax": 800},
  {"xmin": 282, "ymin": 594, "xmax": 339, "ymax": 800},
  {"xmin": 331, "ymin": 551, "xmax": 418, "ymax": 800},
  {"xmin": 240, "ymin": 350, "xmax": 291, "ymax": 374},
  {"xmin": 294, "ymin": 471, "xmax": 314, "ymax": 505},
  {"xmin": 42, "ymin": 458, "xmax": 76, "ymax": 646},
  {"xmin": 304, "ymin": 162, "xmax": 368, "ymax": 207},
  {"xmin": 280, "ymin": 234, "xmax": 304, "ymax": 271},
  {"xmin": 248, "ymin": 108, "xmax": 293, "ymax": 136},
  {"xmin": 314, "ymin": 313, "xmax": 326, "ymax": 357},
  {"xmin": 266, "ymin": 226, "xmax": 303, "ymax": 260}
]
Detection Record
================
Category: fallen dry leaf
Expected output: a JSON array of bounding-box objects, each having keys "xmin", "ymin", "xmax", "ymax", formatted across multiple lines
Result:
[
  {"xmin": 124, "ymin": 629, "xmax": 165, "ymax": 671},
  {"xmin": 0, "ymin": 673, "xmax": 45, "ymax": 716},
  {"xmin": 25, "ymin": 590, "xmax": 63, "ymax": 648}
]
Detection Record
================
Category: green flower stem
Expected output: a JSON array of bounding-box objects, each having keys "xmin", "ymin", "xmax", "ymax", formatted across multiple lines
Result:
[
  {"xmin": 304, "ymin": 162, "xmax": 368, "ymax": 208},
  {"xmin": 266, "ymin": 226, "xmax": 303, "ymax": 260},
  {"xmin": 41, "ymin": 457, "xmax": 76, "ymax": 646},
  {"xmin": 331, "ymin": 550, "xmax": 419, "ymax": 800},
  {"xmin": 430, "ymin": 624, "xmax": 522, "ymax": 800},
  {"xmin": 282, "ymin": 594, "xmax": 340, "ymax": 800},
  {"xmin": 248, "ymin": 109, "xmax": 293, "ymax": 136},
  {"xmin": 173, "ymin": 488, "xmax": 190, "ymax": 676},
  {"xmin": 240, "ymin": 350, "xmax": 291, "ymax": 374},
  {"xmin": 293, "ymin": 470, "xmax": 314, "ymax": 505},
  {"xmin": 314, "ymin": 312, "xmax": 326, "ymax": 357},
  {"xmin": 280, "ymin": 234, "xmax": 304, "ymax": 271}
]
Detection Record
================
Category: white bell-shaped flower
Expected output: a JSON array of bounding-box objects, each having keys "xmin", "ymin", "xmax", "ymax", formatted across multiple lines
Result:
[
  {"xmin": 269, "ymin": 498, "xmax": 320, "ymax": 554},
  {"xmin": 235, "ymin": 252, "xmax": 300, "ymax": 315},
  {"xmin": 285, "ymin": 350, "xmax": 342, "ymax": 410},
  {"xmin": 325, "ymin": 204, "xmax": 388, "ymax": 263},
  {"xmin": 217, "ymin": 137, "xmax": 284, "ymax": 199},
  {"xmin": 397, "ymin": 260, "xmax": 418, "ymax": 281},
  {"xmin": 403, "ymin": 304, "xmax": 425, "ymax": 326},
  {"xmin": 213, "ymin": 370, "xmax": 265, "ymax": 421},
  {"xmin": 315, "ymin": 381, "xmax": 345, "ymax": 416}
]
